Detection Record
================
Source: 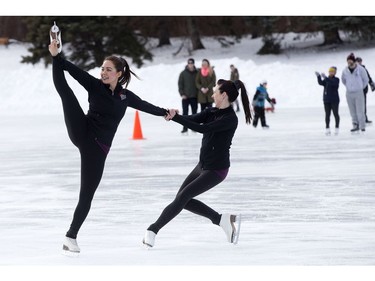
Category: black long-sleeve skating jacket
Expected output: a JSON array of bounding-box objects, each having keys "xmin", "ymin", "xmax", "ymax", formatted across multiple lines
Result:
[{"xmin": 172, "ymin": 106, "xmax": 238, "ymax": 170}]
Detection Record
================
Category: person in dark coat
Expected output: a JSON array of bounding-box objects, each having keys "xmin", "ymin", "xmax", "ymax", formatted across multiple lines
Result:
[
  {"xmin": 178, "ymin": 58, "xmax": 198, "ymax": 133},
  {"xmin": 315, "ymin": 66, "xmax": 340, "ymax": 135}
]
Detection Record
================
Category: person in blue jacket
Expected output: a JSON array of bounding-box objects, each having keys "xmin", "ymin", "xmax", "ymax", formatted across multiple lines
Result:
[
  {"xmin": 315, "ymin": 66, "xmax": 340, "ymax": 135},
  {"xmin": 252, "ymin": 80, "xmax": 274, "ymax": 129}
]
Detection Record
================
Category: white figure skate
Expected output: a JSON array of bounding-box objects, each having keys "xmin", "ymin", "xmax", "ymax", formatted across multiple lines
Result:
[
  {"xmin": 62, "ymin": 236, "xmax": 80, "ymax": 256},
  {"xmin": 220, "ymin": 213, "xmax": 242, "ymax": 245},
  {"xmin": 142, "ymin": 230, "xmax": 156, "ymax": 249},
  {"xmin": 50, "ymin": 21, "xmax": 62, "ymax": 53}
]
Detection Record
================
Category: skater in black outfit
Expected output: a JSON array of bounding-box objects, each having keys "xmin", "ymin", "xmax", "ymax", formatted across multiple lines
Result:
[
  {"xmin": 315, "ymin": 67, "xmax": 340, "ymax": 135},
  {"xmin": 143, "ymin": 79, "xmax": 252, "ymax": 248},
  {"xmin": 49, "ymin": 40, "xmax": 167, "ymax": 254}
]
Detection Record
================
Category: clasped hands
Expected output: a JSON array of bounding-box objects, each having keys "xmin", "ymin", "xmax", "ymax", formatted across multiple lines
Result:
[{"xmin": 165, "ymin": 109, "xmax": 179, "ymax": 121}]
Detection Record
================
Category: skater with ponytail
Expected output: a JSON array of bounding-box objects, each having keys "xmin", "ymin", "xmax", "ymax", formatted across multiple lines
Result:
[
  {"xmin": 48, "ymin": 38, "xmax": 168, "ymax": 254},
  {"xmin": 143, "ymin": 79, "xmax": 251, "ymax": 248}
]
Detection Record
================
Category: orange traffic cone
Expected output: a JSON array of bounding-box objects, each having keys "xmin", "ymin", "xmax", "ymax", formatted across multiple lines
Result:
[{"xmin": 132, "ymin": 110, "xmax": 145, "ymax": 140}]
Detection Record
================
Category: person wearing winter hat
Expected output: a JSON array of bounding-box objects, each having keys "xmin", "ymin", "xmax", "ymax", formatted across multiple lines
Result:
[
  {"xmin": 355, "ymin": 57, "xmax": 375, "ymax": 124},
  {"xmin": 252, "ymin": 80, "xmax": 274, "ymax": 129},
  {"xmin": 341, "ymin": 53, "xmax": 369, "ymax": 133},
  {"xmin": 315, "ymin": 66, "xmax": 340, "ymax": 135},
  {"xmin": 178, "ymin": 58, "xmax": 198, "ymax": 134}
]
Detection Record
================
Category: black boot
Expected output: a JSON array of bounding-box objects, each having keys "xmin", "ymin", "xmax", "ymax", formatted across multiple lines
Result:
[{"xmin": 350, "ymin": 123, "xmax": 359, "ymax": 132}]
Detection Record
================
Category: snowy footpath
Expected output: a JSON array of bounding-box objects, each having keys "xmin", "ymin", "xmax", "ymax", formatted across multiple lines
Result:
[{"xmin": 0, "ymin": 106, "xmax": 374, "ymax": 269}]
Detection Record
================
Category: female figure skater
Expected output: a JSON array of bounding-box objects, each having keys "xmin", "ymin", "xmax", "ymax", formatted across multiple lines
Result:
[
  {"xmin": 49, "ymin": 39, "xmax": 167, "ymax": 254},
  {"xmin": 143, "ymin": 79, "xmax": 251, "ymax": 248}
]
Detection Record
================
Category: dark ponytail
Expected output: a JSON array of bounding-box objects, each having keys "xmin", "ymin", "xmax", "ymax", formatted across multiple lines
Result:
[
  {"xmin": 234, "ymin": 80, "xmax": 252, "ymax": 124},
  {"xmin": 104, "ymin": 55, "xmax": 139, "ymax": 88},
  {"xmin": 217, "ymin": 79, "xmax": 252, "ymax": 124}
]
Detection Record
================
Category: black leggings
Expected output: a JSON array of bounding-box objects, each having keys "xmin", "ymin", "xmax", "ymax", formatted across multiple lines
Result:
[
  {"xmin": 324, "ymin": 102, "xmax": 340, "ymax": 129},
  {"xmin": 53, "ymin": 59, "xmax": 107, "ymax": 239},
  {"xmin": 148, "ymin": 163, "xmax": 224, "ymax": 234}
]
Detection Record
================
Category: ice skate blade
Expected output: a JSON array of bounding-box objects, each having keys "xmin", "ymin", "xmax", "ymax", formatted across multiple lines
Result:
[
  {"xmin": 61, "ymin": 249, "xmax": 80, "ymax": 257},
  {"xmin": 232, "ymin": 214, "xmax": 242, "ymax": 245},
  {"xmin": 142, "ymin": 240, "xmax": 153, "ymax": 250}
]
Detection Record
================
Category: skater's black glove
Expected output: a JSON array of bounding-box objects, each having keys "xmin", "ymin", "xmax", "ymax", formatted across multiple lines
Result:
[{"xmin": 314, "ymin": 71, "xmax": 320, "ymax": 77}]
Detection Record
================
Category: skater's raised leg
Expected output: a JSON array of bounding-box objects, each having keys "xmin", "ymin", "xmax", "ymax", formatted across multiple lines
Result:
[{"xmin": 52, "ymin": 57, "xmax": 88, "ymax": 148}]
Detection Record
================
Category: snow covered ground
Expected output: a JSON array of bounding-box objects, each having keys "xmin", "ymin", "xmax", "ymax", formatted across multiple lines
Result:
[{"xmin": 1, "ymin": 34, "xmax": 375, "ymax": 280}]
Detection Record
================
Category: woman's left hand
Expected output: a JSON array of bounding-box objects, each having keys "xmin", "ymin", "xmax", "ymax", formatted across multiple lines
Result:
[
  {"xmin": 165, "ymin": 109, "xmax": 178, "ymax": 121},
  {"xmin": 49, "ymin": 40, "xmax": 59, "ymax": 57}
]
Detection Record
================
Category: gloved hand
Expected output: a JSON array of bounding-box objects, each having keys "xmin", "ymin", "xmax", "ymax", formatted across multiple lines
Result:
[
  {"xmin": 315, "ymin": 71, "xmax": 320, "ymax": 77},
  {"xmin": 370, "ymin": 81, "xmax": 375, "ymax": 92},
  {"xmin": 321, "ymin": 73, "xmax": 327, "ymax": 79}
]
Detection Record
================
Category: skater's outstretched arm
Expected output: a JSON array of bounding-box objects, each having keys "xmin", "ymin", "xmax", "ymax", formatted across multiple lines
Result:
[
  {"xmin": 127, "ymin": 91, "xmax": 167, "ymax": 116},
  {"xmin": 170, "ymin": 110, "xmax": 237, "ymax": 134}
]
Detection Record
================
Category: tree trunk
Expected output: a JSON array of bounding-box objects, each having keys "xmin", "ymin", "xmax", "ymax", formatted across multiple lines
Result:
[
  {"xmin": 157, "ymin": 18, "xmax": 171, "ymax": 47},
  {"xmin": 322, "ymin": 28, "xmax": 342, "ymax": 45},
  {"xmin": 186, "ymin": 17, "xmax": 205, "ymax": 50},
  {"xmin": 0, "ymin": 16, "xmax": 28, "ymax": 40},
  {"xmin": 243, "ymin": 16, "xmax": 260, "ymax": 39}
]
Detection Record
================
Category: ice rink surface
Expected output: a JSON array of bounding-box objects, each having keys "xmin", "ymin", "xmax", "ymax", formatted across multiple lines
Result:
[{"xmin": 0, "ymin": 106, "xmax": 374, "ymax": 268}]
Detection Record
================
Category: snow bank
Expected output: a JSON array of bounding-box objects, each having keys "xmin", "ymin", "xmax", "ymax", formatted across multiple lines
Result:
[{"xmin": 1, "ymin": 35, "xmax": 375, "ymax": 115}]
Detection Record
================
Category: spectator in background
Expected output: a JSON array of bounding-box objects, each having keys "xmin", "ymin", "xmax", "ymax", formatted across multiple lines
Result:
[
  {"xmin": 230, "ymin": 64, "xmax": 240, "ymax": 112},
  {"xmin": 355, "ymin": 57, "xmax": 375, "ymax": 124},
  {"xmin": 341, "ymin": 53, "xmax": 369, "ymax": 133},
  {"xmin": 315, "ymin": 66, "xmax": 340, "ymax": 136},
  {"xmin": 178, "ymin": 58, "xmax": 198, "ymax": 134},
  {"xmin": 252, "ymin": 80, "xmax": 274, "ymax": 129},
  {"xmin": 196, "ymin": 59, "xmax": 216, "ymax": 111}
]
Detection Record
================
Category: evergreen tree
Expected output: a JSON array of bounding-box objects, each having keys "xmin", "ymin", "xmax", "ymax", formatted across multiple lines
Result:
[
  {"xmin": 342, "ymin": 16, "xmax": 375, "ymax": 41},
  {"xmin": 21, "ymin": 16, "xmax": 153, "ymax": 70},
  {"xmin": 257, "ymin": 17, "xmax": 282, "ymax": 55},
  {"xmin": 313, "ymin": 16, "xmax": 344, "ymax": 45}
]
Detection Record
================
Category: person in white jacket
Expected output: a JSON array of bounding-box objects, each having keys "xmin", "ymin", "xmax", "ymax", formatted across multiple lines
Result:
[{"xmin": 341, "ymin": 53, "xmax": 369, "ymax": 132}]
